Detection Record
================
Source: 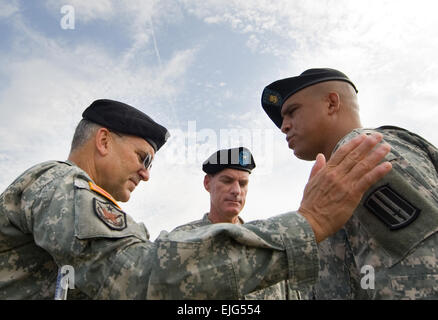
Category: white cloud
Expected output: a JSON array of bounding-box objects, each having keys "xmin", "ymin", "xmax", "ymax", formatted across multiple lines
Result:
[
  {"xmin": 0, "ymin": 0, "xmax": 19, "ymax": 19},
  {"xmin": 44, "ymin": 0, "xmax": 184, "ymax": 59},
  {"xmin": 45, "ymin": 0, "xmax": 115, "ymax": 23}
]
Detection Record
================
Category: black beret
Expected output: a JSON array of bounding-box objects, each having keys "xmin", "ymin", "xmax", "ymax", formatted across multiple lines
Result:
[
  {"xmin": 261, "ymin": 68, "xmax": 358, "ymax": 128},
  {"xmin": 202, "ymin": 147, "xmax": 256, "ymax": 175},
  {"xmin": 82, "ymin": 99, "xmax": 170, "ymax": 152}
]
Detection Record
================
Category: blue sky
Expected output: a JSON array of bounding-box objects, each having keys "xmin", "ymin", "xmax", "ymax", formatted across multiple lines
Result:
[{"xmin": 1, "ymin": 0, "xmax": 438, "ymax": 240}]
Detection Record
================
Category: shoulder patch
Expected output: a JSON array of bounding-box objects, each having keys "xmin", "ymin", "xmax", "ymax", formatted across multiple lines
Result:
[
  {"xmin": 364, "ymin": 184, "xmax": 421, "ymax": 230},
  {"xmin": 93, "ymin": 198, "xmax": 127, "ymax": 231}
]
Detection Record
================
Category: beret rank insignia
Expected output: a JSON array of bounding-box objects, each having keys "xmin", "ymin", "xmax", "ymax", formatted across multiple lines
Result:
[
  {"xmin": 262, "ymin": 88, "xmax": 282, "ymax": 107},
  {"xmin": 269, "ymin": 95, "xmax": 278, "ymax": 104}
]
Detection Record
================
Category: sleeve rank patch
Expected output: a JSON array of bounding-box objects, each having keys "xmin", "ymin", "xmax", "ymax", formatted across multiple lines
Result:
[
  {"xmin": 93, "ymin": 198, "xmax": 127, "ymax": 231},
  {"xmin": 364, "ymin": 184, "xmax": 421, "ymax": 230}
]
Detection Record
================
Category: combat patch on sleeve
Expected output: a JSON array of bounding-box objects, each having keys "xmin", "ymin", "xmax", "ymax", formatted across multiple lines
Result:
[
  {"xmin": 364, "ymin": 184, "xmax": 421, "ymax": 230},
  {"xmin": 93, "ymin": 198, "xmax": 127, "ymax": 231}
]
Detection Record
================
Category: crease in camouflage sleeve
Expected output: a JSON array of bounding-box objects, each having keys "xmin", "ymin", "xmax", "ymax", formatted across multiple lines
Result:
[
  {"xmin": 171, "ymin": 213, "xmax": 304, "ymax": 300},
  {"xmin": 1, "ymin": 161, "xmax": 61, "ymax": 299},
  {"xmin": 146, "ymin": 211, "xmax": 319, "ymax": 299}
]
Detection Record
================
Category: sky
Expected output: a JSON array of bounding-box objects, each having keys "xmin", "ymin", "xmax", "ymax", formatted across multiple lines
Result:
[{"xmin": 1, "ymin": 0, "xmax": 438, "ymax": 241}]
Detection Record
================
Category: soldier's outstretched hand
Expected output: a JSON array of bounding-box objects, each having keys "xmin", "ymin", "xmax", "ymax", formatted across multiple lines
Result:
[{"xmin": 298, "ymin": 132, "xmax": 392, "ymax": 242}]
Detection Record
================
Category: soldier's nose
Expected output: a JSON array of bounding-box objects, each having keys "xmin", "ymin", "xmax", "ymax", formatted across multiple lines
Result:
[
  {"xmin": 139, "ymin": 168, "xmax": 150, "ymax": 182},
  {"xmin": 281, "ymin": 119, "xmax": 290, "ymax": 134}
]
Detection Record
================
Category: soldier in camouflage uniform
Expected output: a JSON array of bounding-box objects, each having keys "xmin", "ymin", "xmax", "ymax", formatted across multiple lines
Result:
[
  {"xmin": 173, "ymin": 147, "xmax": 305, "ymax": 300},
  {"xmin": 261, "ymin": 68, "xmax": 438, "ymax": 299},
  {"xmin": 0, "ymin": 99, "xmax": 392, "ymax": 299}
]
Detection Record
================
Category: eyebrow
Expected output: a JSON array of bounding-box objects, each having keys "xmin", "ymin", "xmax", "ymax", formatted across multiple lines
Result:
[
  {"xmin": 281, "ymin": 103, "xmax": 300, "ymax": 117},
  {"xmin": 219, "ymin": 175, "xmax": 249, "ymax": 183},
  {"xmin": 137, "ymin": 148, "xmax": 154, "ymax": 160}
]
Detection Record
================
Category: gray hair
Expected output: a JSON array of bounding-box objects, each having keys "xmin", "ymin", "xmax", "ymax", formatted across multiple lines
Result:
[{"xmin": 70, "ymin": 119, "xmax": 102, "ymax": 152}]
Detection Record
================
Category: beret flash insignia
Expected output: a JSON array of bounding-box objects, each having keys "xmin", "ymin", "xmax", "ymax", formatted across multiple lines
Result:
[{"xmin": 239, "ymin": 149, "xmax": 251, "ymax": 166}]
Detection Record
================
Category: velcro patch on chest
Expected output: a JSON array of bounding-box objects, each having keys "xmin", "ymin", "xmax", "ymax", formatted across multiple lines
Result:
[
  {"xmin": 364, "ymin": 184, "xmax": 421, "ymax": 230},
  {"xmin": 93, "ymin": 198, "xmax": 127, "ymax": 231}
]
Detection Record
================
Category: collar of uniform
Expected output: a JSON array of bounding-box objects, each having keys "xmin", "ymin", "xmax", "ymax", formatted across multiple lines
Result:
[
  {"xmin": 331, "ymin": 127, "xmax": 368, "ymax": 156},
  {"xmin": 205, "ymin": 212, "xmax": 245, "ymax": 225},
  {"xmin": 63, "ymin": 160, "xmax": 95, "ymax": 182},
  {"xmin": 66, "ymin": 159, "xmax": 122, "ymax": 209}
]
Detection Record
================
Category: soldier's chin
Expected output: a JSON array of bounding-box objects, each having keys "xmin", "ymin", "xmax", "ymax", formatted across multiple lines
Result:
[
  {"xmin": 116, "ymin": 190, "xmax": 131, "ymax": 203},
  {"xmin": 289, "ymin": 143, "xmax": 304, "ymax": 159},
  {"xmin": 224, "ymin": 204, "xmax": 241, "ymax": 215},
  {"xmin": 293, "ymin": 148, "xmax": 314, "ymax": 161}
]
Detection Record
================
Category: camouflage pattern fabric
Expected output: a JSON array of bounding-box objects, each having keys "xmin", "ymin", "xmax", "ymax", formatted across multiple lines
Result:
[
  {"xmin": 313, "ymin": 126, "xmax": 438, "ymax": 300},
  {"xmin": 0, "ymin": 161, "xmax": 319, "ymax": 299},
  {"xmin": 172, "ymin": 213, "xmax": 308, "ymax": 300}
]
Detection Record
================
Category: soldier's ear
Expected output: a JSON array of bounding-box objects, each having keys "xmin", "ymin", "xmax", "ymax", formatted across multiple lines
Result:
[
  {"xmin": 204, "ymin": 174, "xmax": 211, "ymax": 192},
  {"xmin": 95, "ymin": 128, "xmax": 112, "ymax": 156},
  {"xmin": 327, "ymin": 92, "xmax": 340, "ymax": 115}
]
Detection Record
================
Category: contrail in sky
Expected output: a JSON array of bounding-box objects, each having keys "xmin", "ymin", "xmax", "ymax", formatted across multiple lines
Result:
[
  {"xmin": 149, "ymin": 14, "xmax": 180, "ymax": 127},
  {"xmin": 149, "ymin": 16, "xmax": 162, "ymax": 69}
]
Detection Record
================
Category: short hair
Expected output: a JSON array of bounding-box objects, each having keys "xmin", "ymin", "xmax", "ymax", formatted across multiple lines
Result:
[
  {"xmin": 70, "ymin": 119, "xmax": 101, "ymax": 152},
  {"xmin": 311, "ymin": 81, "xmax": 360, "ymax": 113}
]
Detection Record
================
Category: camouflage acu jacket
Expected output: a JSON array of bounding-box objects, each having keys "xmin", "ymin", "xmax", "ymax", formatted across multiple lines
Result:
[
  {"xmin": 314, "ymin": 126, "xmax": 438, "ymax": 300},
  {"xmin": 0, "ymin": 161, "xmax": 318, "ymax": 299},
  {"xmin": 173, "ymin": 213, "xmax": 309, "ymax": 300}
]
